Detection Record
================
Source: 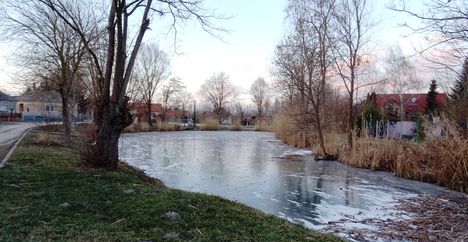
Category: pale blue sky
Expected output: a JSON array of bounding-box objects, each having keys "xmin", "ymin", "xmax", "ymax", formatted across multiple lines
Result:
[{"xmin": 0, "ymin": 0, "xmax": 432, "ymax": 97}]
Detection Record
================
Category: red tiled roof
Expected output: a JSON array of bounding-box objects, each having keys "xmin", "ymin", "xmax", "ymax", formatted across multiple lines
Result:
[
  {"xmin": 130, "ymin": 103, "xmax": 162, "ymax": 113},
  {"xmin": 165, "ymin": 110, "xmax": 191, "ymax": 118},
  {"xmin": 375, "ymin": 93, "xmax": 446, "ymax": 113}
]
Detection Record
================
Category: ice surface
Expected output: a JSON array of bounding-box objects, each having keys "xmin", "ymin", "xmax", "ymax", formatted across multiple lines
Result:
[{"xmin": 120, "ymin": 131, "xmax": 461, "ymax": 237}]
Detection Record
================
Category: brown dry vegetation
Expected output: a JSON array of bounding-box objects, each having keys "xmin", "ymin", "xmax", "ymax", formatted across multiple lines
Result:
[
  {"xmin": 199, "ymin": 116, "xmax": 220, "ymax": 131},
  {"xmin": 325, "ymin": 194, "xmax": 468, "ymax": 241},
  {"xmin": 254, "ymin": 120, "xmax": 271, "ymax": 132},
  {"xmin": 123, "ymin": 122, "xmax": 181, "ymax": 133},
  {"xmin": 230, "ymin": 117, "xmax": 242, "ymax": 131},
  {"xmin": 273, "ymin": 114, "xmax": 468, "ymax": 193}
]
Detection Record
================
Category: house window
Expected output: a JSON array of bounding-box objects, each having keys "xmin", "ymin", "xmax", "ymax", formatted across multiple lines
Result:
[
  {"xmin": 19, "ymin": 103, "xmax": 24, "ymax": 112},
  {"xmin": 45, "ymin": 105, "xmax": 54, "ymax": 112},
  {"xmin": 27, "ymin": 107, "xmax": 29, "ymax": 112}
]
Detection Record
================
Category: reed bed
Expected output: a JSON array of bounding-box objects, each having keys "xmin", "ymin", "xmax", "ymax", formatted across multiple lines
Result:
[
  {"xmin": 273, "ymin": 114, "xmax": 468, "ymax": 193},
  {"xmin": 230, "ymin": 117, "xmax": 242, "ymax": 131},
  {"xmin": 254, "ymin": 120, "xmax": 271, "ymax": 132},
  {"xmin": 123, "ymin": 122, "xmax": 181, "ymax": 132},
  {"xmin": 199, "ymin": 117, "xmax": 220, "ymax": 131}
]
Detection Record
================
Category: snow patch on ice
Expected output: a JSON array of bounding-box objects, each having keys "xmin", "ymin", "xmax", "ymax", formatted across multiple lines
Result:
[{"xmin": 277, "ymin": 149, "xmax": 313, "ymax": 158}]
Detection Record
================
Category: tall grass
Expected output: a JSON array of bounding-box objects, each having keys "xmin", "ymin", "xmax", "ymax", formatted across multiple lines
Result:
[
  {"xmin": 230, "ymin": 117, "xmax": 242, "ymax": 131},
  {"xmin": 273, "ymin": 114, "xmax": 468, "ymax": 193},
  {"xmin": 254, "ymin": 119, "xmax": 271, "ymax": 132},
  {"xmin": 200, "ymin": 116, "xmax": 220, "ymax": 131},
  {"xmin": 272, "ymin": 114, "xmax": 307, "ymax": 147},
  {"xmin": 123, "ymin": 122, "xmax": 181, "ymax": 132}
]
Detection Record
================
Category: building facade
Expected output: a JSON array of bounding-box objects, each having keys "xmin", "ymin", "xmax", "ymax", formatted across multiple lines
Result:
[{"xmin": 16, "ymin": 90, "xmax": 68, "ymax": 122}]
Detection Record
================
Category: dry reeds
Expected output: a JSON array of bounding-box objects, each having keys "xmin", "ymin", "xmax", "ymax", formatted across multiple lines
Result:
[
  {"xmin": 254, "ymin": 119, "xmax": 271, "ymax": 132},
  {"xmin": 338, "ymin": 134, "xmax": 467, "ymax": 192},
  {"xmin": 272, "ymin": 114, "xmax": 305, "ymax": 147},
  {"xmin": 155, "ymin": 122, "xmax": 180, "ymax": 131},
  {"xmin": 273, "ymin": 114, "xmax": 468, "ymax": 193},
  {"xmin": 123, "ymin": 122, "xmax": 181, "ymax": 133},
  {"xmin": 200, "ymin": 116, "xmax": 220, "ymax": 131},
  {"xmin": 230, "ymin": 117, "xmax": 242, "ymax": 131}
]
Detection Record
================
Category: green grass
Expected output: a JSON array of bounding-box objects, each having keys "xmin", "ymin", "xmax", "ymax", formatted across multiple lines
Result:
[
  {"xmin": 0, "ymin": 146, "xmax": 9, "ymax": 161},
  {"xmin": 0, "ymin": 132, "xmax": 341, "ymax": 241}
]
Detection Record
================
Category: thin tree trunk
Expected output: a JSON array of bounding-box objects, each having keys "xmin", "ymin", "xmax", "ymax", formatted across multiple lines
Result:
[
  {"xmin": 60, "ymin": 91, "xmax": 71, "ymax": 143},
  {"xmin": 316, "ymin": 112, "xmax": 327, "ymax": 157},
  {"xmin": 313, "ymin": 103, "xmax": 327, "ymax": 157},
  {"xmin": 147, "ymin": 100, "xmax": 152, "ymax": 126},
  {"xmin": 347, "ymin": 92, "xmax": 354, "ymax": 148}
]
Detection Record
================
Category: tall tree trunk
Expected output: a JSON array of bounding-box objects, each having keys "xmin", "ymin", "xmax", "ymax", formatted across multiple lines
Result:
[
  {"xmin": 60, "ymin": 90, "xmax": 71, "ymax": 143},
  {"xmin": 92, "ymin": 100, "xmax": 132, "ymax": 170}
]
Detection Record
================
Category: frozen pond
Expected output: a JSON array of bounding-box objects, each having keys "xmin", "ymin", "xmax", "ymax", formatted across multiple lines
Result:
[{"xmin": 120, "ymin": 131, "xmax": 459, "ymax": 232}]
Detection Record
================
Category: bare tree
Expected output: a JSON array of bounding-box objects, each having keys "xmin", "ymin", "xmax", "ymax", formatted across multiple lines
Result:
[
  {"xmin": 274, "ymin": 0, "xmax": 336, "ymax": 157},
  {"xmin": 160, "ymin": 77, "xmax": 184, "ymax": 122},
  {"xmin": 1, "ymin": 1, "xmax": 98, "ymax": 143},
  {"xmin": 132, "ymin": 43, "xmax": 170, "ymax": 126},
  {"xmin": 250, "ymin": 77, "xmax": 270, "ymax": 118},
  {"xmin": 36, "ymin": 0, "xmax": 222, "ymax": 169},
  {"xmin": 175, "ymin": 89, "xmax": 193, "ymax": 122},
  {"xmin": 333, "ymin": 0, "xmax": 374, "ymax": 148},
  {"xmin": 389, "ymin": 0, "xmax": 467, "ymax": 73},
  {"xmin": 200, "ymin": 72, "xmax": 237, "ymax": 123},
  {"xmin": 385, "ymin": 45, "xmax": 420, "ymax": 137}
]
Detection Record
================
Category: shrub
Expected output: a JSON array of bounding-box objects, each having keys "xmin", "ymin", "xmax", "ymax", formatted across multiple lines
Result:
[{"xmin": 35, "ymin": 132, "xmax": 50, "ymax": 145}]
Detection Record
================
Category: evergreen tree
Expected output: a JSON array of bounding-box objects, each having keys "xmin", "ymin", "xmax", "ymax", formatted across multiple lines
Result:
[
  {"xmin": 426, "ymin": 79, "xmax": 439, "ymax": 115},
  {"xmin": 449, "ymin": 58, "xmax": 468, "ymax": 104},
  {"xmin": 448, "ymin": 58, "xmax": 468, "ymax": 136}
]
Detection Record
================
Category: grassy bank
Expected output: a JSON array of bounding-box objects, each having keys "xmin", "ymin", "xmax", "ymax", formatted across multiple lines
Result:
[
  {"xmin": 0, "ymin": 132, "xmax": 340, "ymax": 241},
  {"xmin": 273, "ymin": 116, "xmax": 468, "ymax": 193}
]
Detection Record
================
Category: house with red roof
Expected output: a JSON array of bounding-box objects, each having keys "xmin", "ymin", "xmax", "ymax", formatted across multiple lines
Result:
[
  {"xmin": 129, "ymin": 103, "xmax": 162, "ymax": 123},
  {"xmin": 369, "ymin": 92, "xmax": 446, "ymax": 121},
  {"xmin": 364, "ymin": 92, "xmax": 447, "ymax": 139},
  {"xmin": 129, "ymin": 103, "xmax": 191, "ymax": 124}
]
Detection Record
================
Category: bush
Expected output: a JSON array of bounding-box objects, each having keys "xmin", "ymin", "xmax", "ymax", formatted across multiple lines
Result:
[{"xmin": 35, "ymin": 132, "xmax": 50, "ymax": 145}]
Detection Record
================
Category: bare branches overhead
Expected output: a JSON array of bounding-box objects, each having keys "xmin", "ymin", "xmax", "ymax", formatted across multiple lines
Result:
[{"xmin": 389, "ymin": 0, "xmax": 467, "ymax": 72}]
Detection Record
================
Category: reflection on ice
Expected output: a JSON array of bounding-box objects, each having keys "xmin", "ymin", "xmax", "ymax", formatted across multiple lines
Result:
[{"xmin": 120, "ymin": 131, "xmax": 459, "ymax": 233}]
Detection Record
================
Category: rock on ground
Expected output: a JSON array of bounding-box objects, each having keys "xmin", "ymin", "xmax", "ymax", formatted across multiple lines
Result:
[
  {"xmin": 163, "ymin": 232, "xmax": 180, "ymax": 240},
  {"xmin": 162, "ymin": 211, "xmax": 181, "ymax": 221}
]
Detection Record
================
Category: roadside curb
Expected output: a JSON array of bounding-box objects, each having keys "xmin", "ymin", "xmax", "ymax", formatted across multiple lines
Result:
[{"xmin": 0, "ymin": 128, "xmax": 32, "ymax": 169}]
